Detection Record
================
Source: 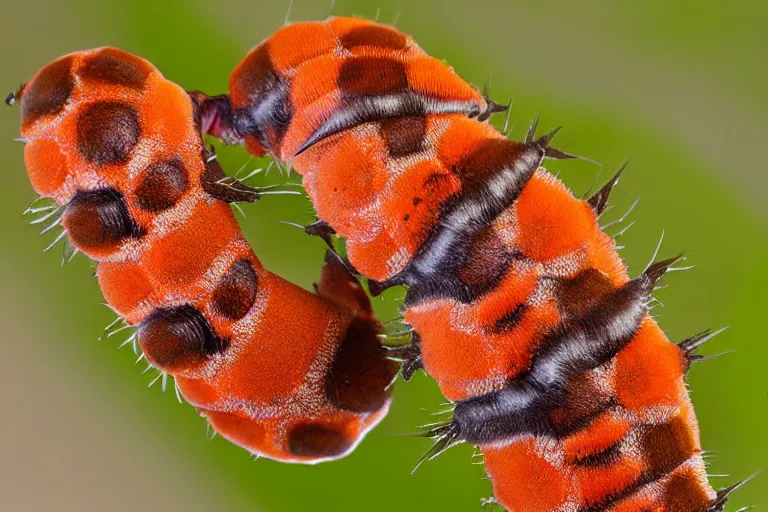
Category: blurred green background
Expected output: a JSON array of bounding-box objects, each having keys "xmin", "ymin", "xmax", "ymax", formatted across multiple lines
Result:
[{"xmin": 1, "ymin": 1, "xmax": 766, "ymax": 510}]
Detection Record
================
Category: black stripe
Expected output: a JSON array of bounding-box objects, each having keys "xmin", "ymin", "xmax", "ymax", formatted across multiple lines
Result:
[
  {"xmin": 229, "ymin": 45, "xmax": 293, "ymax": 153},
  {"xmin": 577, "ymin": 452, "xmax": 698, "ymax": 512},
  {"xmin": 571, "ymin": 442, "xmax": 623, "ymax": 468},
  {"xmin": 450, "ymin": 272, "xmax": 655, "ymax": 446},
  {"xmin": 232, "ymin": 80, "xmax": 293, "ymax": 153},
  {"xmin": 401, "ymin": 144, "xmax": 543, "ymax": 305},
  {"xmin": 489, "ymin": 304, "xmax": 528, "ymax": 334},
  {"xmin": 293, "ymin": 92, "xmax": 483, "ymax": 156},
  {"xmin": 578, "ymin": 417, "xmax": 700, "ymax": 510}
]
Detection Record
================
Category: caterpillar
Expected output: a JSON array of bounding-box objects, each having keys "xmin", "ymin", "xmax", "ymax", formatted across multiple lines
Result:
[
  {"xmin": 195, "ymin": 16, "xmax": 748, "ymax": 511},
  {"xmin": 9, "ymin": 47, "xmax": 398, "ymax": 464}
]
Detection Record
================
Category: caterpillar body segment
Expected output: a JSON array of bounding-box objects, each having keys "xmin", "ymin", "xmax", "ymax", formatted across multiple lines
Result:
[
  {"xmin": 13, "ymin": 48, "xmax": 397, "ymax": 463},
  {"xmin": 196, "ymin": 16, "xmax": 503, "ymax": 162},
  {"xmin": 205, "ymin": 17, "xmax": 733, "ymax": 510}
]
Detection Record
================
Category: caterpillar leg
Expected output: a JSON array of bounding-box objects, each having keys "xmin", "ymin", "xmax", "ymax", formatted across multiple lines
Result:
[
  {"xmin": 305, "ymin": 220, "xmax": 336, "ymax": 249},
  {"xmin": 200, "ymin": 150, "xmax": 263, "ymax": 203},
  {"xmin": 384, "ymin": 333, "xmax": 423, "ymax": 382}
]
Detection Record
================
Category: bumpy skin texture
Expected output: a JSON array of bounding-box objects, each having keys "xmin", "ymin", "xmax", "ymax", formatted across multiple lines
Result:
[
  {"xmin": 18, "ymin": 48, "xmax": 397, "ymax": 463},
  {"xmin": 224, "ymin": 17, "xmax": 721, "ymax": 510}
]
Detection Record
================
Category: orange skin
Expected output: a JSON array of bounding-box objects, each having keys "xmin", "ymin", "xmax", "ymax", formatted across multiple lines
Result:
[
  {"xmin": 228, "ymin": 17, "xmax": 494, "ymax": 163},
  {"xmin": 227, "ymin": 17, "xmax": 719, "ymax": 509},
  {"xmin": 17, "ymin": 48, "xmax": 397, "ymax": 463}
]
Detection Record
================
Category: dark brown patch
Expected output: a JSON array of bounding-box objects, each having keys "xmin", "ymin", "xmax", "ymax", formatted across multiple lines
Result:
[
  {"xmin": 62, "ymin": 188, "xmax": 140, "ymax": 250},
  {"xmin": 230, "ymin": 44, "xmax": 278, "ymax": 103},
  {"xmin": 325, "ymin": 319, "xmax": 397, "ymax": 413},
  {"xmin": 20, "ymin": 56, "xmax": 75, "ymax": 127},
  {"xmin": 489, "ymin": 304, "xmax": 529, "ymax": 334},
  {"xmin": 556, "ymin": 268, "xmax": 616, "ymax": 319},
  {"xmin": 571, "ymin": 442, "xmax": 623, "ymax": 468},
  {"xmin": 79, "ymin": 48, "xmax": 151, "ymax": 90},
  {"xmin": 339, "ymin": 26, "xmax": 407, "ymax": 50},
  {"xmin": 212, "ymin": 259, "xmax": 258, "ymax": 320},
  {"xmin": 229, "ymin": 44, "xmax": 292, "ymax": 151},
  {"xmin": 641, "ymin": 417, "xmax": 697, "ymax": 477},
  {"xmin": 662, "ymin": 469, "xmax": 715, "ymax": 512},
  {"xmin": 549, "ymin": 372, "xmax": 614, "ymax": 436},
  {"xmin": 135, "ymin": 158, "xmax": 188, "ymax": 212},
  {"xmin": 460, "ymin": 228, "xmax": 512, "ymax": 288},
  {"xmin": 77, "ymin": 101, "xmax": 140, "ymax": 165},
  {"xmin": 455, "ymin": 138, "xmax": 525, "ymax": 187},
  {"xmin": 380, "ymin": 116, "xmax": 426, "ymax": 157},
  {"xmin": 287, "ymin": 423, "xmax": 352, "ymax": 458},
  {"xmin": 337, "ymin": 57, "xmax": 407, "ymax": 95},
  {"xmin": 138, "ymin": 305, "xmax": 227, "ymax": 372}
]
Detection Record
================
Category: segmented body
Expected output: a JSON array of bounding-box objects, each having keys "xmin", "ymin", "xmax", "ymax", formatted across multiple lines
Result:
[
  {"xmin": 15, "ymin": 47, "xmax": 397, "ymax": 463},
  {"xmin": 210, "ymin": 17, "xmax": 724, "ymax": 510}
]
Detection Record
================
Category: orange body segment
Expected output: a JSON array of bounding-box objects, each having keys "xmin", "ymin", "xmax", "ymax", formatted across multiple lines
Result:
[
  {"xmin": 484, "ymin": 440, "xmax": 574, "ymax": 512},
  {"xmin": 218, "ymin": 17, "xmax": 724, "ymax": 510},
  {"xmin": 15, "ymin": 46, "xmax": 397, "ymax": 464}
]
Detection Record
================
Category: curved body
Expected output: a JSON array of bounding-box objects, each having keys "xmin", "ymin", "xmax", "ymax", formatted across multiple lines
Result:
[
  {"xmin": 218, "ymin": 17, "xmax": 722, "ymax": 510},
  {"xmin": 15, "ymin": 47, "xmax": 397, "ymax": 463}
]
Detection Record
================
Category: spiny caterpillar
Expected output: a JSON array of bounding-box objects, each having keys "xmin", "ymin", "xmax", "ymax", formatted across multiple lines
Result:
[
  {"xmin": 9, "ymin": 47, "xmax": 398, "ymax": 464},
  {"xmin": 194, "ymin": 16, "xmax": 750, "ymax": 511}
]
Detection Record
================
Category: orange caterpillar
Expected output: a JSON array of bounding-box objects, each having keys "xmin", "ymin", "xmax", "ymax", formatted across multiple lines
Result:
[
  {"xmin": 10, "ymin": 47, "xmax": 398, "ymax": 463},
  {"xmin": 197, "ymin": 17, "xmax": 745, "ymax": 511}
]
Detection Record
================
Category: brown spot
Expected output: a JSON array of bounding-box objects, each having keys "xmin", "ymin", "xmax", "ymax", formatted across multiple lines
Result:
[
  {"xmin": 641, "ymin": 417, "xmax": 697, "ymax": 477},
  {"xmin": 212, "ymin": 259, "xmax": 258, "ymax": 320},
  {"xmin": 77, "ymin": 101, "xmax": 140, "ymax": 165},
  {"xmin": 79, "ymin": 48, "xmax": 151, "ymax": 90},
  {"xmin": 571, "ymin": 442, "xmax": 623, "ymax": 468},
  {"xmin": 556, "ymin": 268, "xmax": 616, "ymax": 319},
  {"xmin": 339, "ymin": 26, "xmax": 407, "ymax": 50},
  {"xmin": 138, "ymin": 305, "xmax": 227, "ymax": 372},
  {"xmin": 337, "ymin": 57, "xmax": 407, "ymax": 95},
  {"xmin": 287, "ymin": 423, "xmax": 351, "ymax": 459},
  {"xmin": 380, "ymin": 116, "xmax": 426, "ymax": 157},
  {"xmin": 456, "ymin": 138, "xmax": 525, "ymax": 187},
  {"xmin": 549, "ymin": 372, "xmax": 614, "ymax": 435},
  {"xmin": 489, "ymin": 304, "xmax": 529, "ymax": 334},
  {"xmin": 663, "ymin": 468, "xmax": 715, "ymax": 512},
  {"xmin": 460, "ymin": 228, "xmax": 511, "ymax": 288},
  {"xmin": 63, "ymin": 188, "xmax": 138, "ymax": 250},
  {"xmin": 135, "ymin": 158, "xmax": 188, "ymax": 212},
  {"xmin": 20, "ymin": 56, "xmax": 75, "ymax": 127},
  {"xmin": 325, "ymin": 319, "xmax": 397, "ymax": 413},
  {"xmin": 422, "ymin": 172, "xmax": 453, "ymax": 193}
]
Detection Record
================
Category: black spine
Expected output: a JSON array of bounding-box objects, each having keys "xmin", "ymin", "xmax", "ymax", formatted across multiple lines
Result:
[{"xmin": 450, "ymin": 259, "xmax": 676, "ymax": 446}]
